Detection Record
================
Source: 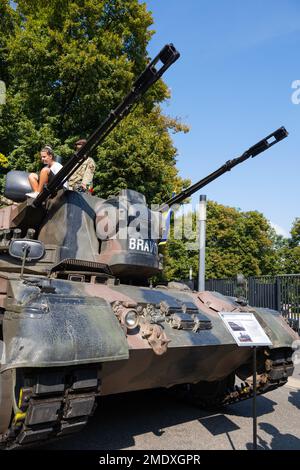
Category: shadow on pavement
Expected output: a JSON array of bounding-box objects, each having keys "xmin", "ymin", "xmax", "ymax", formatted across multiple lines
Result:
[
  {"xmin": 225, "ymin": 395, "xmax": 277, "ymax": 418},
  {"xmin": 42, "ymin": 388, "xmax": 220, "ymax": 450},
  {"xmin": 199, "ymin": 415, "xmax": 239, "ymax": 435},
  {"xmin": 288, "ymin": 389, "xmax": 300, "ymax": 410},
  {"xmin": 198, "ymin": 415, "xmax": 239, "ymax": 450},
  {"xmin": 246, "ymin": 423, "xmax": 300, "ymax": 450}
]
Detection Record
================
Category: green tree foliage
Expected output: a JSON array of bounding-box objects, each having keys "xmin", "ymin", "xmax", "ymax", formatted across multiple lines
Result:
[
  {"xmin": 0, "ymin": 0, "xmax": 188, "ymax": 201},
  {"xmin": 275, "ymin": 218, "xmax": 300, "ymax": 274},
  {"xmin": 279, "ymin": 246, "xmax": 300, "ymax": 274},
  {"xmin": 163, "ymin": 200, "xmax": 283, "ymax": 280},
  {"xmin": 95, "ymin": 109, "xmax": 189, "ymax": 203},
  {"xmin": 290, "ymin": 218, "xmax": 300, "ymax": 248},
  {"xmin": 0, "ymin": 152, "xmax": 8, "ymax": 169},
  {"xmin": 0, "ymin": 1, "xmax": 17, "ymax": 84}
]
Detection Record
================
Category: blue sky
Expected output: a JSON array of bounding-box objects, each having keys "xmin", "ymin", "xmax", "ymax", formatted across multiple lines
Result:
[{"xmin": 144, "ymin": 0, "xmax": 300, "ymax": 236}]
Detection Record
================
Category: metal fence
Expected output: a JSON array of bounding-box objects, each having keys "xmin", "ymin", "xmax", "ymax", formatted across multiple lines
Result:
[{"xmin": 205, "ymin": 274, "xmax": 300, "ymax": 331}]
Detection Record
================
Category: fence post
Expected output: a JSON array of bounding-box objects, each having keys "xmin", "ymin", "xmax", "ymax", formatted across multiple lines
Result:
[
  {"xmin": 276, "ymin": 277, "xmax": 281, "ymax": 313},
  {"xmin": 248, "ymin": 277, "xmax": 254, "ymax": 306},
  {"xmin": 198, "ymin": 195, "xmax": 207, "ymax": 292}
]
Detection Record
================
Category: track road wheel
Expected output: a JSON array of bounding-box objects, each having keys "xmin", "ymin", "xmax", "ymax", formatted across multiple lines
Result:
[{"xmin": 173, "ymin": 373, "xmax": 236, "ymax": 409}]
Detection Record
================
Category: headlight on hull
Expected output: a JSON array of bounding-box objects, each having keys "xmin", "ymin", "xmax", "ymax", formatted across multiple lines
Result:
[{"xmin": 124, "ymin": 310, "xmax": 139, "ymax": 329}]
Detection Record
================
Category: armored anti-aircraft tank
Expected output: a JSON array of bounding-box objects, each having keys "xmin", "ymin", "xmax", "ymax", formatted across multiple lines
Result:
[{"xmin": 0, "ymin": 44, "xmax": 298, "ymax": 449}]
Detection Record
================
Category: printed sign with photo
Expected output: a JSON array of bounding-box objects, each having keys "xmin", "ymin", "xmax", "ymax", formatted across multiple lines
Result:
[{"xmin": 219, "ymin": 312, "xmax": 272, "ymax": 347}]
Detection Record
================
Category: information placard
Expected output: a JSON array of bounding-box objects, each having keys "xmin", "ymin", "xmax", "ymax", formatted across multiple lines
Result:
[{"xmin": 219, "ymin": 312, "xmax": 272, "ymax": 347}]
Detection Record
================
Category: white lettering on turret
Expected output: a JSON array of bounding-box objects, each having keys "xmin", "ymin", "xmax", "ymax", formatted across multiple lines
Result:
[
  {"xmin": 129, "ymin": 238, "xmax": 136, "ymax": 250},
  {"xmin": 128, "ymin": 238, "xmax": 157, "ymax": 254}
]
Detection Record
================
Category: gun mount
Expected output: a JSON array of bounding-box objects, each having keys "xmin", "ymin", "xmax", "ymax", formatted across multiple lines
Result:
[
  {"xmin": 34, "ymin": 44, "xmax": 180, "ymax": 208},
  {"xmin": 0, "ymin": 126, "xmax": 289, "ymax": 281}
]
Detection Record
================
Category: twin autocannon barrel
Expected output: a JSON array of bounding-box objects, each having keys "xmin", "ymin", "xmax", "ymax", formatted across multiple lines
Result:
[
  {"xmin": 33, "ymin": 44, "xmax": 180, "ymax": 207},
  {"xmin": 32, "ymin": 43, "xmax": 288, "ymax": 210},
  {"xmin": 159, "ymin": 126, "xmax": 288, "ymax": 211}
]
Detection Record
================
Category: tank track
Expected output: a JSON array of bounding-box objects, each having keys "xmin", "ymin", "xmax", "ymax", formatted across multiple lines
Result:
[
  {"xmin": 174, "ymin": 348, "xmax": 294, "ymax": 409},
  {"xmin": 221, "ymin": 351, "xmax": 293, "ymax": 407},
  {"xmin": 0, "ymin": 365, "xmax": 101, "ymax": 450}
]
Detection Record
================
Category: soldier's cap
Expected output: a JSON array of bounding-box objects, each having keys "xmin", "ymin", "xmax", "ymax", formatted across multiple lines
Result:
[{"xmin": 75, "ymin": 139, "xmax": 87, "ymax": 146}]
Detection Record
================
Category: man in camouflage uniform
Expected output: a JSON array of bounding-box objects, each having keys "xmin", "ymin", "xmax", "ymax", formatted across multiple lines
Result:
[{"xmin": 69, "ymin": 139, "xmax": 96, "ymax": 191}]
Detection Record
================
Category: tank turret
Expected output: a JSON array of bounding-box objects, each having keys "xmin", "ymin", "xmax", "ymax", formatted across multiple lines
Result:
[{"xmin": 0, "ymin": 124, "xmax": 288, "ymax": 281}]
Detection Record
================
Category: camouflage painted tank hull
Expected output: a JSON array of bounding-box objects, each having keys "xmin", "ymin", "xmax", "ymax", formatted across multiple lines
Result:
[{"xmin": 0, "ymin": 274, "xmax": 297, "ymax": 448}]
